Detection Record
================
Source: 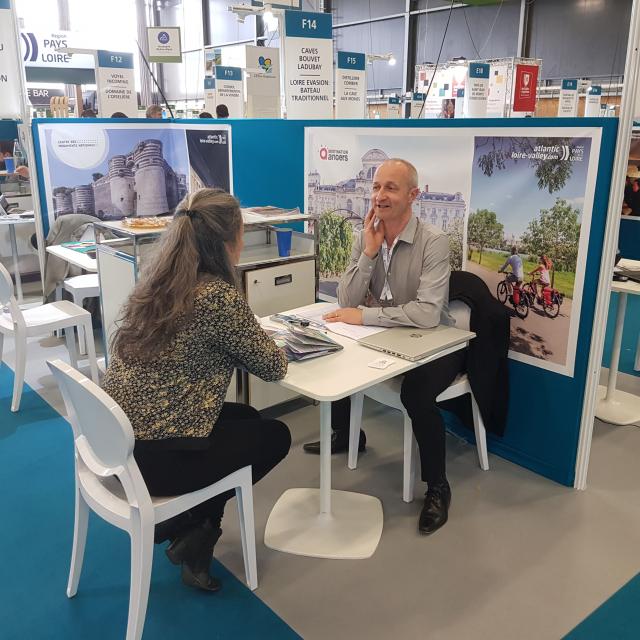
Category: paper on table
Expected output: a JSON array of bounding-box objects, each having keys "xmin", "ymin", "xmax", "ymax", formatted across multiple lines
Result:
[
  {"xmin": 295, "ymin": 302, "xmax": 386, "ymax": 340},
  {"xmin": 617, "ymin": 258, "xmax": 640, "ymax": 272}
]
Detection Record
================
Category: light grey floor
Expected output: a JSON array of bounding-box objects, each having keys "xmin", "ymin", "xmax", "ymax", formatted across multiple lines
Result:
[{"xmin": 4, "ymin": 294, "xmax": 640, "ymax": 640}]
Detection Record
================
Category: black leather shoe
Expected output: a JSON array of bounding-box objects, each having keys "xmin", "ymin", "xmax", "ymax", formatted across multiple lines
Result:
[
  {"xmin": 418, "ymin": 481, "xmax": 451, "ymax": 535},
  {"xmin": 302, "ymin": 430, "xmax": 366, "ymax": 455}
]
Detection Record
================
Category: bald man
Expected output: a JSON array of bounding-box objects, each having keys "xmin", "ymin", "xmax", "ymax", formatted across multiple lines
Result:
[{"xmin": 303, "ymin": 158, "xmax": 464, "ymax": 535}]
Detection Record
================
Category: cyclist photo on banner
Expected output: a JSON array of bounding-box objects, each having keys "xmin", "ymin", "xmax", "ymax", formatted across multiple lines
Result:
[{"xmin": 467, "ymin": 133, "xmax": 599, "ymax": 375}]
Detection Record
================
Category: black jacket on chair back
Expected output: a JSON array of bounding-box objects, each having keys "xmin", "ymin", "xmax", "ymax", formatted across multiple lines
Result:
[{"xmin": 439, "ymin": 270, "xmax": 510, "ymax": 437}]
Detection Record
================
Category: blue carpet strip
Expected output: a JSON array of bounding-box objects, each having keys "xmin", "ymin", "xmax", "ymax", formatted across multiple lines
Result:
[
  {"xmin": 564, "ymin": 572, "xmax": 640, "ymax": 639},
  {"xmin": 0, "ymin": 363, "xmax": 301, "ymax": 640}
]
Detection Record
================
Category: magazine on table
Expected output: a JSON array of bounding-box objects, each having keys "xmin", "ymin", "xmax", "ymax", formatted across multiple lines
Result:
[{"xmin": 265, "ymin": 319, "xmax": 343, "ymax": 362}]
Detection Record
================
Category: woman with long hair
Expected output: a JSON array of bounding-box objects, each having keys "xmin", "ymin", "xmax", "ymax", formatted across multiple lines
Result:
[{"xmin": 103, "ymin": 188, "xmax": 290, "ymax": 592}]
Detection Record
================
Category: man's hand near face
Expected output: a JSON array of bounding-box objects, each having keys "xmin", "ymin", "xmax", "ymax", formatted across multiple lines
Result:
[
  {"xmin": 362, "ymin": 207, "xmax": 385, "ymax": 259},
  {"xmin": 323, "ymin": 307, "xmax": 363, "ymax": 325}
]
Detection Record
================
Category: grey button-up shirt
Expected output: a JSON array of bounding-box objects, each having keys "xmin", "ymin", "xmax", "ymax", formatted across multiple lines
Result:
[{"xmin": 337, "ymin": 215, "xmax": 454, "ymax": 329}]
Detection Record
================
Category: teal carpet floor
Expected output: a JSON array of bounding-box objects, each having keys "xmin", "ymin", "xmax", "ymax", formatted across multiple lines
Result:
[
  {"xmin": 0, "ymin": 363, "xmax": 301, "ymax": 639},
  {"xmin": 564, "ymin": 573, "xmax": 640, "ymax": 639}
]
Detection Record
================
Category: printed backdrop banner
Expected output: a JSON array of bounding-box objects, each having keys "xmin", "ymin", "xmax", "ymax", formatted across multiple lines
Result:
[
  {"xmin": 35, "ymin": 122, "xmax": 232, "ymax": 229},
  {"xmin": 0, "ymin": 0, "xmax": 23, "ymax": 118},
  {"xmin": 96, "ymin": 50, "xmax": 137, "ymax": 118},
  {"xmin": 245, "ymin": 45, "xmax": 280, "ymax": 118},
  {"xmin": 284, "ymin": 10, "xmax": 333, "ymax": 119},
  {"xmin": 335, "ymin": 51, "xmax": 366, "ymax": 119},
  {"xmin": 215, "ymin": 65, "xmax": 244, "ymax": 118},
  {"xmin": 305, "ymin": 126, "xmax": 601, "ymax": 377}
]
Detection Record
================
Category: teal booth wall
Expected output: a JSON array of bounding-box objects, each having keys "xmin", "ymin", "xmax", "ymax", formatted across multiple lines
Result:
[{"xmin": 31, "ymin": 117, "xmax": 619, "ymax": 487}]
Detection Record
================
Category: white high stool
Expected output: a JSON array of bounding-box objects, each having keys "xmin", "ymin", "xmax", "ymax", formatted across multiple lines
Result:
[{"xmin": 63, "ymin": 274, "xmax": 100, "ymax": 354}]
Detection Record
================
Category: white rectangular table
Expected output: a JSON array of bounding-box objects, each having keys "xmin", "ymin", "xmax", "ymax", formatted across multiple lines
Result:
[
  {"xmin": 0, "ymin": 213, "xmax": 35, "ymax": 303},
  {"xmin": 596, "ymin": 274, "xmax": 640, "ymax": 425},
  {"xmin": 46, "ymin": 244, "xmax": 98, "ymax": 272},
  {"xmin": 262, "ymin": 303, "xmax": 474, "ymax": 559}
]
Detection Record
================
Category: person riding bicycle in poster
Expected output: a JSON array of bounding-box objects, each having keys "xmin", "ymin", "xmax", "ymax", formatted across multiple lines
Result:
[
  {"xmin": 498, "ymin": 246, "xmax": 524, "ymax": 291},
  {"xmin": 530, "ymin": 254, "xmax": 552, "ymax": 302}
]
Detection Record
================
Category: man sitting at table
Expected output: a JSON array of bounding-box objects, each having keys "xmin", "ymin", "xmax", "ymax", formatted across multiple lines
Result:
[{"xmin": 303, "ymin": 158, "xmax": 462, "ymax": 535}]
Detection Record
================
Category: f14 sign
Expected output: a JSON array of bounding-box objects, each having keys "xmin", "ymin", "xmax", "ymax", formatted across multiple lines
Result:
[{"xmin": 284, "ymin": 10, "xmax": 333, "ymax": 119}]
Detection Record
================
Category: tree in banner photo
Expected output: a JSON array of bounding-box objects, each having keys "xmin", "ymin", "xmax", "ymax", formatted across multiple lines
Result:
[{"xmin": 468, "ymin": 134, "xmax": 599, "ymax": 376}]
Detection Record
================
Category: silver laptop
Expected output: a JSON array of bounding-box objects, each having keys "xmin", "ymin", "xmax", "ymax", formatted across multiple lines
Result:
[{"xmin": 358, "ymin": 325, "xmax": 475, "ymax": 362}]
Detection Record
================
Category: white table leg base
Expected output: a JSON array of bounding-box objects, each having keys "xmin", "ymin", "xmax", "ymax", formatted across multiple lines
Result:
[
  {"xmin": 596, "ymin": 385, "xmax": 640, "ymax": 425},
  {"xmin": 264, "ymin": 488, "xmax": 383, "ymax": 559}
]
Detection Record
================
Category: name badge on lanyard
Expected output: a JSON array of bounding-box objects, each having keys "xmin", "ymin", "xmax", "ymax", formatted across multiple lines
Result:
[{"xmin": 379, "ymin": 237, "xmax": 398, "ymax": 307}]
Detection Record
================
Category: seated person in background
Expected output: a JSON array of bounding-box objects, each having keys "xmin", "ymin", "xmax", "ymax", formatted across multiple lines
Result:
[
  {"xmin": 145, "ymin": 104, "xmax": 163, "ymax": 119},
  {"xmin": 199, "ymin": 111, "xmax": 213, "ymax": 118},
  {"xmin": 110, "ymin": 111, "xmax": 128, "ymax": 118},
  {"xmin": 216, "ymin": 104, "xmax": 230, "ymax": 119},
  {"xmin": 303, "ymin": 158, "xmax": 462, "ymax": 536},
  {"xmin": 103, "ymin": 188, "xmax": 291, "ymax": 592},
  {"xmin": 80, "ymin": 109, "xmax": 97, "ymax": 118},
  {"xmin": 498, "ymin": 246, "xmax": 524, "ymax": 291}
]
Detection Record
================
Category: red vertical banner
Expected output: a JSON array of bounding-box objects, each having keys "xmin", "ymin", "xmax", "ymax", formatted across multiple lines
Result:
[{"xmin": 512, "ymin": 64, "xmax": 539, "ymax": 113}]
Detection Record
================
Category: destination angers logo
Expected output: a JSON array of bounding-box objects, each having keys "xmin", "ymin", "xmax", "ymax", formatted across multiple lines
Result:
[{"xmin": 319, "ymin": 146, "xmax": 349, "ymax": 162}]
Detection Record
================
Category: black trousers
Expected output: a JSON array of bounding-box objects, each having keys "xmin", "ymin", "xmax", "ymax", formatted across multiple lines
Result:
[
  {"xmin": 134, "ymin": 403, "xmax": 291, "ymax": 528},
  {"xmin": 332, "ymin": 349, "xmax": 467, "ymax": 486}
]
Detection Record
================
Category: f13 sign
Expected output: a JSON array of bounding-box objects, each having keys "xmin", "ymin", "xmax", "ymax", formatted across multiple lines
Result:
[
  {"xmin": 215, "ymin": 66, "xmax": 244, "ymax": 118},
  {"xmin": 284, "ymin": 10, "xmax": 333, "ymax": 119}
]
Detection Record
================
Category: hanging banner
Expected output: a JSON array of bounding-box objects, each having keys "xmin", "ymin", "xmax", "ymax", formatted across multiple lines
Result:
[
  {"xmin": 487, "ymin": 61, "xmax": 510, "ymax": 117},
  {"xmin": 147, "ymin": 27, "xmax": 182, "ymax": 63},
  {"xmin": 464, "ymin": 62, "xmax": 489, "ymax": 118},
  {"xmin": 215, "ymin": 65, "xmax": 244, "ymax": 118},
  {"xmin": 512, "ymin": 63, "xmax": 539, "ymax": 113},
  {"xmin": 558, "ymin": 79, "xmax": 579, "ymax": 117},
  {"xmin": 35, "ymin": 121, "xmax": 232, "ymax": 228},
  {"xmin": 584, "ymin": 85, "xmax": 602, "ymax": 117},
  {"xmin": 284, "ymin": 10, "xmax": 333, "ymax": 119},
  {"xmin": 410, "ymin": 92, "xmax": 425, "ymax": 119},
  {"xmin": 204, "ymin": 76, "xmax": 216, "ymax": 114},
  {"xmin": 305, "ymin": 125, "xmax": 602, "ymax": 377},
  {"xmin": 0, "ymin": 0, "xmax": 23, "ymax": 118},
  {"xmin": 387, "ymin": 97, "xmax": 402, "ymax": 119},
  {"xmin": 96, "ymin": 50, "xmax": 137, "ymax": 118},
  {"xmin": 245, "ymin": 45, "xmax": 280, "ymax": 118},
  {"xmin": 335, "ymin": 51, "xmax": 366, "ymax": 119}
]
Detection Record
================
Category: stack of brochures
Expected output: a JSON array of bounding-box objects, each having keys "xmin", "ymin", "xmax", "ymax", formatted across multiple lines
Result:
[
  {"xmin": 61, "ymin": 241, "xmax": 97, "ymax": 254},
  {"xmin": 266, "ymin": 318, "xmax": 343, "ymax": 362}
]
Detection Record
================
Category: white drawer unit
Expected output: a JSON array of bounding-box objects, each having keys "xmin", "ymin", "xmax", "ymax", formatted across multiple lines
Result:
[
  {"xmin": 245, "ymin": 259, "xmax": 316, "ymax": 317},
  {"xmin": 245, "ymin": 258, "xmax": 316, "ymax": 410}
]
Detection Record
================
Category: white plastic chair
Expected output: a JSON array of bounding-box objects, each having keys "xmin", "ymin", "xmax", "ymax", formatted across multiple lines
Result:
[
  {"xmin": 47, "ymin": 359, "xmax": 258, "ymax": 640},
  {"xmin": 347, "ymin": 301, "xmax": 489, "ymax": 503},
  {"xmin": 63, "ymin": 273, "xmax": 100, "ymax": 354},
  {"xmin": 0, "ymin": 262, "xmax": 99, "ymax": 412}
]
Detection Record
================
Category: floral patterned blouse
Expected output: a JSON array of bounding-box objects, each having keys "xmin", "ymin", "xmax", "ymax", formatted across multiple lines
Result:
[{"xmin": 103, "ymin": 278, "xmax": 287, "ymax": 443}]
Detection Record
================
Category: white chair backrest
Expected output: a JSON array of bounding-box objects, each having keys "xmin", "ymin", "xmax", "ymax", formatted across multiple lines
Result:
[
  {"xmin": 449, "ymin": 299, "xmax": 471, "ymax": 332},
  {"xmin": 47, "ymin": 359, "xmax": 150, "ymax": 507},
  {"xmin": 0, "ymin": 262, "xmax": 24, "ymax": 330}
]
